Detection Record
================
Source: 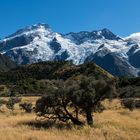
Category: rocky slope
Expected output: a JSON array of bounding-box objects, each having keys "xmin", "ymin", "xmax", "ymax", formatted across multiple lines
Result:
[{"xmin": 0, "ymin": 54, "xmax": 16, "ymax": 71}]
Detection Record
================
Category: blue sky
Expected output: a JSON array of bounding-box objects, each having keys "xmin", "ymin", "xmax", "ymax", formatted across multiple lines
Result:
[{"xmin": 0, "ymin": 0, "xmax": 140, "ymax": 38}]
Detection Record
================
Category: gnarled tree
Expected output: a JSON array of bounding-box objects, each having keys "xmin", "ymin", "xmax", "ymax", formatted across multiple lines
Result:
[{"xmin": 35, "ymin": 77, "xmax": 116, "ymax": 126}]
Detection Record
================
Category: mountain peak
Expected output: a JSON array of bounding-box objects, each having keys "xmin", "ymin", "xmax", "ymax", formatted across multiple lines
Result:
[
  {"xmin": 6, "ymin": 23, "xmax": 51, "ymax": 39},
  {"xmin": 65, "ymin": 28, "xmax": 121, "ymax": 44},
  {"xmin": 125, "ymin": 32, "xmax": 140, "ymax": 43},
  {"xmin": 100, "ymin": 28, "xmax": 112, "ymax": 33},
  {"xmin": 0, "ymin": 23, "xmax": 140, "ymax": 77},
  {"xmin": 28, "ymin": 23, "xmax": 50, "ymax": 30},
  {"xmin": 97, "ymin": 28, "xmax": 121, "ymax": 40}
]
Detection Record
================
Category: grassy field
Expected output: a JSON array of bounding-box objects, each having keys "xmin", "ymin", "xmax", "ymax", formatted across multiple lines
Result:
[{"xmin": 0, "ymin": 97, "xmax": 139, "ymax": 140}]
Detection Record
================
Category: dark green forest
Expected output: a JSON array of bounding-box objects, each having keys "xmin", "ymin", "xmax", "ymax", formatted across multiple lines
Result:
[{"xmin": 0, "ymin": 61, "xmax": 139, "ymax": 99}]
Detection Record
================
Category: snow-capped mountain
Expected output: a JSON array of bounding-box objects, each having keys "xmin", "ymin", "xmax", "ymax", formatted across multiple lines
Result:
[
  {"xmin": 125, "ymin": 32, "xmax": 140, "ymax": 43},
  {"xmin": 0, "ymin": 23, "xmax": 140, "ymax": 76}
]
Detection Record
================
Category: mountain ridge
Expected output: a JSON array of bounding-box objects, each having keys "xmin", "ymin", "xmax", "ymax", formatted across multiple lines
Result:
[{"xmin": 0, "ymin": 23, "xmax": 140, "ymax": 77}]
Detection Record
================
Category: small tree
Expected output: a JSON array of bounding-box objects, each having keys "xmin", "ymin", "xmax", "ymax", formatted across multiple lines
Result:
[
  {"xmin": 36, "ymin": 80, "xmax": 83, "ymax": 125},
  {"xmin": 35, "ymin": 77, "xmax": 116, "ymax": 126},
  {"xmin": 69, "ymin": 77, "xmax": 116, "ymax": 125}
]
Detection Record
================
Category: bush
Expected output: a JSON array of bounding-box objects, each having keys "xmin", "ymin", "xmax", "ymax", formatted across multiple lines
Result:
[
  {"xmin": 121, "ymin": 99, "xmax": 140, "ymax": 111},
  {"xmin": 0, "ymin": 99, "xmax": 7, "ymax": 107},
  {"xmin": 19, "ymin": 102, "xmax": 33, "ymax": 113},
  {"xmin": 6, "ymin": 97, "xmax": 21, "ymax": 111}
]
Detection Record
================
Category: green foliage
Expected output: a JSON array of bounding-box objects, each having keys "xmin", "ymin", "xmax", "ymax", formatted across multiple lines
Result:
[
  {"xmin": 19, "ymin": 102, "xmax": 33, "ymax": 113},
  {"xmin": 0, "ymin": 61, "xmax": 112, "ymax": 84},
  {"xmin": 0, "ymin": 61, "xmax": 139, "ymax": 99},
  {"xmin": 117, "ymin": 77, "xmax": 140, "ymax": 98},
  {"xmin": 0, "ymin": 85, "xmax": 9, "ymax": 96},
  {"xmin": 6, "ymin": 97, "xmax": 21, "ymax": 110},
  {"xmin": 121, "ymin": 99, "xmax": 140, "ymax": 111},
  {"xmin": 0, "ymin": 61, "xmax": 114, "ymax": 96},
  {"xmin": 14, "ymin": 80, "xmax": 47, "ymax": 95}
]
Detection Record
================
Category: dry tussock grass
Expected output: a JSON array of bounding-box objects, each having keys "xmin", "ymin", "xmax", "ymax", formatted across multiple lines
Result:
[{"xmin": 0, "ymin": 97, "xmax": 139, "ymax": 140}]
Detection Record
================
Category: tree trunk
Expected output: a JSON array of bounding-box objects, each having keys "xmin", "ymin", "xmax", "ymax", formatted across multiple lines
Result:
[
  {"xmin": 86, "ymin": 108, "xmax": 93, "ymax": 126},
  {"xmin": 71, "ymin": 117, "xmax": 83, "ymax": 125},
  {"xmin": 64, "ymin": 106, "xmax": 83, "ymax": 125}
]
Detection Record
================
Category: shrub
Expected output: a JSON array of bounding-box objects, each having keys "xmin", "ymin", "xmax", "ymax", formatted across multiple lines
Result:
[
  {"xmin": 0, "ymin": 99, "xmax": 7, "ymax": 107},
  {"xmin": 6, "ymin": 97, "xmax": 21, "ymax": 111},
  {"xmin": 121, "ymin": 99, "xmax": 140, "ymax": 111},
  {"xmin": 19, "ymin": 102, "xmax": 33, "ymax": 113}
]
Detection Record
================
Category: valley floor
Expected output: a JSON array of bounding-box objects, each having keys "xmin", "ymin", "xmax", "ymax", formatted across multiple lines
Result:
[{"xmin": 0, "ymin": 97, "xmax": 139, "ymax": 140}]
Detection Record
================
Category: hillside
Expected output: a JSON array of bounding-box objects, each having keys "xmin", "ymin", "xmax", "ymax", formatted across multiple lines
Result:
[
  {"xmin": 0, "ymin": 54, "xmax": 17, "ymax": 72},
  {"xmin": 117, "ymin": 77, "xmax": 140, "ymax": 98},
  {"xmin": 0, "ymin": 61, "xmax": 114, "ymax": 95},
  {"xmin": 0, "ymin": 61, "xmax": 113, "ymax": 83},
  {"xmin": 0, "ymin": 61, "xmax": 140, "ymax": 99}
]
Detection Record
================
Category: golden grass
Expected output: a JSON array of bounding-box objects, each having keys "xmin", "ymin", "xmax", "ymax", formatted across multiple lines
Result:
[{"xmin": 0, "ymin": 98, "xmax": 139, "ymax": 140}]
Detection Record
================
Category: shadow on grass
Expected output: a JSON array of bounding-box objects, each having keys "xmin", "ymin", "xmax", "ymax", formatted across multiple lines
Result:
[{"xmin": 19, "ymin": 119, "xmax": 77, "ymax": 130}]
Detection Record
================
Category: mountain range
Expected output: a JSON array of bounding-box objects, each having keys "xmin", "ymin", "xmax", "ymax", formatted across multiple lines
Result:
[{"xmin": 0, "ymin": 23, "xmax": 140, "ymax": 76}]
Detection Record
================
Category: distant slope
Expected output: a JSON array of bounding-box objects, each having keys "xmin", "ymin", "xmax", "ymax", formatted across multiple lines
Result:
[
  {"xmin": 0, "ymin": 54, "xmax": 17, "ymax": 72},
  {"xmin": 85, "ymin": 52, "xmax": 137, "ymax": 76},
  {"xmin": 117, "ymin": 77, "xmax": 140, "ymax": 98},
  {"xmin": 0, "ymin": 61, "xmax": 140, "ymax": 99},
  {"xmin": 0, "ymin": 61, "xmax": 113, "ymax": 84}
]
